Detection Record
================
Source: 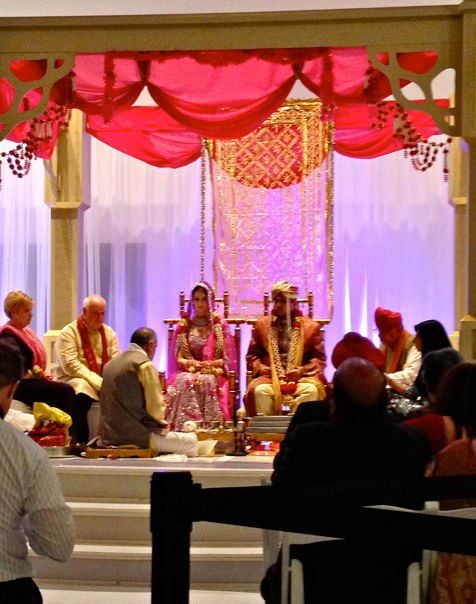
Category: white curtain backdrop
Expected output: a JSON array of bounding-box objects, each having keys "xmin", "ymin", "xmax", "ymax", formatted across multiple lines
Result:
[
  {"xmin": 0, "ymin": 141, "xmax": 51, "ymax": 334},
  {"xmin": 0, "ymin": 134, "xmax": 454, "ymax": 385}
]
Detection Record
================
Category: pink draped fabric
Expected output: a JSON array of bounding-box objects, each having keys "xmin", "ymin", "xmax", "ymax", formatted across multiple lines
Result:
[
  {"xmin": 87, "ymin": 107, "xmax": 202, "ymax": 168},
  {"xmin": 72, "ymin": 53, "xmax": 144, "ymax": 119},
  {"xmin": 301, "ymin": 49, "xmax": 438, "ymax": 105},
  {"xmin": 146, "ymin": 51, "xmax": 296, "ymax": 139},
  {"xmin": 301, "ymin": 47, "xmax": 388, "ymax": 104},
  {"xmin": 334, "ymin": 101, "xmax": 449, "ymax": 158},
  {"xmin": 1, "ymin": 48, "xmax": 446, "ymax": 165},
  {"xmin": 85, "ymin": 101, "xmax": 444, "ymax": 168}
]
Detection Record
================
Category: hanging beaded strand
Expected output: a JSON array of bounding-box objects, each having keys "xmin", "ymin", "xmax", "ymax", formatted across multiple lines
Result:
[
  {"xmin": 0, "ymin": 103, "xmax": 71, "ymax": 190},
  {"xmin": 200, "ymin": 139, "xmax": 207, "ymax": 282},
  {"xmin": 371, "ymin": 101, "xmax": 452, "ymax": 181}
]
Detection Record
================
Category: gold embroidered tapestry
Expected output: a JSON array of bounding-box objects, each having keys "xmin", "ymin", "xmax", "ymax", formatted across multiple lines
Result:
[{"xmin": 207, "ymin": 99, "xmax": 334, "ymax": 319}]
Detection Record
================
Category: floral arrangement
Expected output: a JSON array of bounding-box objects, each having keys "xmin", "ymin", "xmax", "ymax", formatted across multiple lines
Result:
[
  {"xmin": 28, "ymin": 402, "xmax": 72, "ymax": 447},
  {"xmin": 280, "ymin": 382, "xmax": 298, "ymax": 395}
]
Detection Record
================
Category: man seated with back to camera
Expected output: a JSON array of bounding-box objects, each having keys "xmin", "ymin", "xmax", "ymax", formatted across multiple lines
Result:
[
  {"xmin": 263, "ymin": 357, "xmax": 431, "ymax": 604},
  {"xmin": 98, "ymin": 328, "xmax": 198, "ymax": 457},
  {"xmin": 284, "ymin": 331, "xmax": 386, "ymax": 435},
  {"xmin": 245, "ymin": 280, "xmax": 327, "ymax": 417}
]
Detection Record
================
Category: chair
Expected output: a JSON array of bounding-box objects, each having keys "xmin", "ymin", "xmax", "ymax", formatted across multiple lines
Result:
[
  {"xmin": 162, "ymin": 289, "xmax": 244, "ymax": 419},
  {"xmin": 43, "ymin": 329, "xmax": 61, "ymax": 375},
  {"xmin": 419, "ymin": 501, "xmax": 476, "ymax": 604},
  {"xmin": 276, "ymin": 505, "xmax": 432, "ymax": 604},
  {"xmin": 280, "ymin": 532, "xmax": 339, "ymax": 604},
  {"xmin": 260, "ymin": 471, "xmax": 339, "ymax": 604},
  {"xmin": 370, "ymin": 502, "xmax": 476, "ymax": 604},
  {"xmin": 246, "ymin": 290, "xmax": 327, "ymax": 327},
  {"xmin": 44, "ymin": 328, "xmax": 102, "ymax": 440}
]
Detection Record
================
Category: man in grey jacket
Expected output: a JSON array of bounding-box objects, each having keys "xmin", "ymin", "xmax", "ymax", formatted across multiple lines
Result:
[{"xmin": 98, "ymin": 327, "xmax": 198, "ymax": 457}]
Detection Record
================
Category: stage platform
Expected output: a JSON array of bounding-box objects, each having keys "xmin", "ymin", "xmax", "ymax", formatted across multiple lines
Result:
[
  {"xmin": 51, "ymin": 452, "xmax": 274, "ymax": 497},
  {"xmin": 33, "ymin": 454, "xmax": 275, "ymax": 592}
]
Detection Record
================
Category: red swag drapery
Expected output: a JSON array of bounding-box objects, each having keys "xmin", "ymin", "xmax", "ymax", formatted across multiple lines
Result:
[{"xmin": 1, "ymin": 48, "xmax": 446, "ymax": 169}]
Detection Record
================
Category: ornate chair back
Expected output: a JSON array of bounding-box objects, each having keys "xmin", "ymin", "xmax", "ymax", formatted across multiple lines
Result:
[{"xmin": 262, "ymin": 291, "xmax": 315, "ymax": 318}]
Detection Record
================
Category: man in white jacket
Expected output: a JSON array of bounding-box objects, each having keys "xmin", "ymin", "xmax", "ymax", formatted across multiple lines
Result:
[
  {"xmin": 374, "ymin": 306, "xmax": 421, "ymax": 393},
  {"xmin": 55, "ymin": 294, "xmax": 120, "ymax": 443}
]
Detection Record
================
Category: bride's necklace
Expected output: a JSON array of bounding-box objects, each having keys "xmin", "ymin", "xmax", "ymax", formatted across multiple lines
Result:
[{"xmin": 190, "ymin": 315, "xmax": 210, "ymax": 327}]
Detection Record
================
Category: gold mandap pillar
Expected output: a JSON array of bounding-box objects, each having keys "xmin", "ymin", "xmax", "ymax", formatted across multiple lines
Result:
[
  {"xmin": 43, "ymin": 109, "xmax": 91, "ymax": 331},
  {"xmin": 448, "ymin": 137, "xmax": 468, "ymax": 350},
  {"xmin": 459, "ymin": 1, "xmax": 476, "ymax": 362},
  {"xmin": 459, "ymin": 140, "xmax": 476, "ymax": 362}
]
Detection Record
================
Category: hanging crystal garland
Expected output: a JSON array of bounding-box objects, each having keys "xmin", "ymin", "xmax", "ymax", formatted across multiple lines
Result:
[
  {"xmin": 0, "ymin": 103, "xmax": 71, "ymax": 190},
  {"xmin": 371, "ymin": 100, "xmax": 452, "ymax": 181},
  {"xmin": 200, "ymin": 139, "xmax": 207, "ymax": 282}
]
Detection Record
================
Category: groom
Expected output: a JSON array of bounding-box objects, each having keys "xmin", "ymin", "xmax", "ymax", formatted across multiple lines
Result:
[{"xmin": 245, "ymin": 280, "xmax": 327, "ymax": 416}]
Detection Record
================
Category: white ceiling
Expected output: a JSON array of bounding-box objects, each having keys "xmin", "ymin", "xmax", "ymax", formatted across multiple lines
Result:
[{"xmin": 0, "ymin": 0, "xmax": 463, "ymax": 18}]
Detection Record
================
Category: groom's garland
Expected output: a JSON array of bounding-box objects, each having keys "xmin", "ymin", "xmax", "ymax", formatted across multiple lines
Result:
[{"xmin": 268, "ymin": 309, "xmax": 304, "ymax": 395}]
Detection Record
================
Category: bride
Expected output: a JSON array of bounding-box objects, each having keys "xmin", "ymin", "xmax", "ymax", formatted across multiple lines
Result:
[{"xmin": 165, "ymin": 281, "xmax": 236, "ymax": 430}]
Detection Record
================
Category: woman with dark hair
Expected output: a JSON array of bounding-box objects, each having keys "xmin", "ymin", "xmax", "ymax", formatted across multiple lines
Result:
[
  {"xmin": 165, "ymin": 281, "xmax": 236, "ymax": 430},
  {"xmin": 403, "ymin": 319, "xmax": 452, "ymax": 400},
  {"xmin": 404, "ymin": 350, "xmax": 465, "ymax": 454},
  {"xmin": 415, "ymin": 320, "xmax": 452, "ymax": 355}
]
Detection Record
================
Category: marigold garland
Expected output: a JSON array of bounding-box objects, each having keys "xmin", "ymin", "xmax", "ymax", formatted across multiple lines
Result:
[{"xmin": 269, "ymin": 309, "xmax": 304, "ymax": 391}]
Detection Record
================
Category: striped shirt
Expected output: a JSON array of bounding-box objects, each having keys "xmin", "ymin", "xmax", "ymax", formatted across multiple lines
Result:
[{"xmin": 0, "ymin": 418, "xmax": 74, "ymax": 582}]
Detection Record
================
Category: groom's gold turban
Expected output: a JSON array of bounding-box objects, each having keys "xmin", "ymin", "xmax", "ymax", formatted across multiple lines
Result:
[{"xmin": 271, "ymin": 280, "xmax": 299, "ymax": 299}]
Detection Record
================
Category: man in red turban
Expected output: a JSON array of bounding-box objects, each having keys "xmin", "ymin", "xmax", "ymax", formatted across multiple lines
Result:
[
  {"xmin": 331, "ymin": 332, "xmax": 385, "ymax": 371},
  {"xmin": 374, "ymin": 306, "xmax": 421, "ymax": 392}
]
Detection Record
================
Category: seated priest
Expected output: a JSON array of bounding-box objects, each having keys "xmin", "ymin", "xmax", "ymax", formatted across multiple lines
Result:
[
  {"xmin": 98, "ymin": 328, "xmax": 198, "ymax": 457},
  {"xmin": 245, "ymin": 280, "xmax": 326, "ymax": 416}
]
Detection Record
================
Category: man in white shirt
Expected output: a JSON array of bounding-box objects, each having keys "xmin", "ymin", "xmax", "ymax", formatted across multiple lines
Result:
[
  {"xmin": 99, "ymin": 327, "xmax": 198, "ymax": 457},
  {"xmin": 0, "ymin": 343, "xmax": 75, "ymax": 602},
  {"xmin": 374, "ymin": 306, "xmax": 421, "ymax": 392},
  {"xmin": 55, "ymin": 294, "xmax": 120, "ymax": 444}
]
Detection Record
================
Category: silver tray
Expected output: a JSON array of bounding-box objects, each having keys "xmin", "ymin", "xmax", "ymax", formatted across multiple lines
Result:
[{"xmin": 43, "ymin": 446, "xmax": 71, "ymax": 457}]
